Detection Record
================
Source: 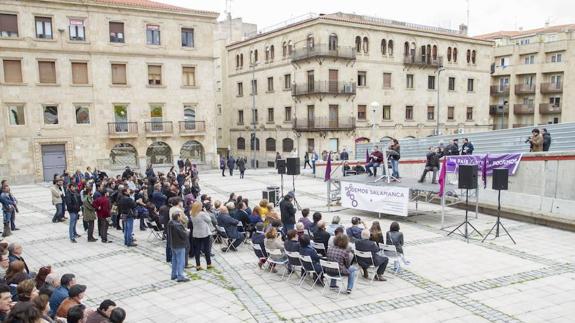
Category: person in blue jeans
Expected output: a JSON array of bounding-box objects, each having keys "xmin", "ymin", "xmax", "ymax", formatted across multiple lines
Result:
[
  {"xmin": 50, "ymin": 179, "xmax": 65, "ymax": 223},
  {"xmin": 168, "ymin": 211, "xmax": 190, "ymax": 282},
  {"xmin": 327, "ymin": 234, "xmax": 358, "ymax": 294},
  {"xmin": 1, "ymin": 185, "xmax": 18, "ymax": 237},
  {"xmin": 389, "ymin": 139, "xmax": 401, "ymax": 179},
  {"xmin": 117, "ymin": 188, "xmax": 137, "ymax": 247},
  {"xmin": 63, "ymin": 184, "xmax": 82, "ymax": 243}
]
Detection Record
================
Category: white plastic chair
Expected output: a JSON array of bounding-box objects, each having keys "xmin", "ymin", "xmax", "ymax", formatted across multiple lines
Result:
[
  {"xmin": 217, "ymin": 225, "xmax": 237, "ymax": 252},
  {"xmin": 266, "ymin": 249, "xmax": 289, "ymax": 281},
  {"xmin": 312, "ymin": 242, "xmax": 327, "ymax": 256},
  {"xmin": 319, "ymin": 259, "xmax": 344, "ymax": 298},
  {"xmin": 379, "ymin": 243, "xmax": 401, "ymax": 272},
  {"xmin": 285, "ymin": 251, "xmax": 303, "ymax": 285},
  {"xmin": 353, "ymin": 250, "xmax": 377, "ymax": 283},
  {"xmin": 299, "ymin": 255, "xmax": 322, "ymax": 290}
]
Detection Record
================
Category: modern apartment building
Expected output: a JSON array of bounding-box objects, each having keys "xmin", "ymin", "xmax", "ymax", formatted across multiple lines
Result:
[
  {"xmin": 477, "ymin": 24, "xmax": 575, "ymax": 129},
  {"xmin": 224, "ymin": 13, "xmax": 493, "ymax": 166},
  {"xmin": 0, "ymin": 0, "xmax": 219, "ymax": 183}
]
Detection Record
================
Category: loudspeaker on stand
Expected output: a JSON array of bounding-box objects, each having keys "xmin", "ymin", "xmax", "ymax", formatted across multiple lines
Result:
[
  {"xmin": 492, "ymin": 168, "xmax": 509, "ymax": 190},
  {"xmin": 458, "ymin": 164, "xmax": 478, "ymax": 189},
  {"xmin": 286, "ymin": 158, "xmax": 300, "ymax": 175}
]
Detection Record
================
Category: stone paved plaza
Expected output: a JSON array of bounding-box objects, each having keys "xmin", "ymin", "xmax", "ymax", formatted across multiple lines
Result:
[{"xmin": 7, "ymin": 169, "xmax": 575, "ymax": 323}]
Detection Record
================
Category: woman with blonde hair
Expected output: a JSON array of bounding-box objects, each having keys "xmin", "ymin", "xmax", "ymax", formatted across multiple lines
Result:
[
  {"xmin": 258, "ymin": 199, "xmax": 269, "ymax": 218},
  {"xmin": 190, "ymin": 201, "xmax": 214, "ymax": 270}
]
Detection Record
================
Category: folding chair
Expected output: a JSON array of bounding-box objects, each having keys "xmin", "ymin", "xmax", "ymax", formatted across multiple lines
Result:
[
  {"xmin": 319, "ymin": 259, "xmax": 345, "ymax": 298},
  {"xmin": 217, "ymin": 225, "xmax": 237, "ymax": 252},
  {"xmin": 266, "ymin": 249, "xmax": 289, "ymax": 281},
  {"xmin": 237, "ymin": 222, "xmax": 250, "ymax": 246},
  {"xmin": 379, "ymin": 243, "xmax": 401, "ymax": 273},
  {"xmin": 146, "ymin": 221, "xmax": 163, "ymax": 242},
  {"xmin": 285, "ymin": 251, "xmax": 303, "ymax": 285},
  {"xmin": 354, "ymin": 250, "xmax": 377, "ymax": 283},
  {"xmin": 312, "ymin": 242, "xmax": 327, "ymax": 257},
  {"xmin": 299, "ymin": 255, "xmax": 322, "ymax": 291},
  {"xmin": 252, "ymin": 243, "xmax": 268, "ymax": 271}
]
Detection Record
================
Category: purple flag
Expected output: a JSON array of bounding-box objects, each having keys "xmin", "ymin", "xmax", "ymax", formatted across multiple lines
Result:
[
  {"xmin": 324, "ymin": 154, "xmax": 332, "ymax": 182},
  {"xmin": 482, "ymin": 154, "xmax": 488, "ymax": 189},
  {"xmin": 438, "ymin": 158, "xmax": 447, "ymax": 197}
]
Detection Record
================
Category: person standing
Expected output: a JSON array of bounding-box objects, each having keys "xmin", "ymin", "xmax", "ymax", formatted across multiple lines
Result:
[
  {"xmin": 219, "ymin": 156, "xmax": 226, "ymax": 177},
  {"xmin": 50, "ymin": 178, "xmax": 65, "ymax": 223},
  {"xmin": 529, "ymin": 128, "xmax": 544, "ymax": 152},
  {"xmin": 543, "ymin": 128, "xmax": 552, "ymax": 152},
  {"xmin": 82, "ymin": 186, "xmax": 98, "ymax": 242},
  {"xmin": 190, "ymin": 201, "xmax": 214, "ymax": 271},
  {"xmin": 167, "ymin": 211, "xmax": 190, "ymax": 282},
  {"xmin": 63, "ymin": 184, "xmax": 82, "ymax": 243},
  {"xmin": 445, "ymin": 139, "xmax": 460, "ymax": 156},
  {"xmin": 339, "ymin": 148, "xmax": 349, "ymax": 161},
  {"xmin": 274, "ymin": 152, "xmax": 281, "ymax": 169},
  {"xmin": 311, "ymin": 150, "xmax": 319, "ymax": 175},
  {"xmin": 389, "ymin": 139, "xmax": 401, "ymax": 179},
  {"xmin": 279, "ymin": 192, "xmax": 296, "ymax": 235},
  {"xmin": 461, "ymin": 138, "xmax": 474, "ymax": 155},
  {"xmin": 303, "ymin": 152, "xmax": 312, "ymax": 169},
  {"xmin": 227, "ymin": 155, "xmax": 236, "ymax": 176},
  {"xmin": 93, "ymin": 189, "xmax": 112, "ymax": 243},
  {"xmin": 117, "ymin": 188, "xmax": 137, "ymax": 247},
  {"xmin": 0, "ymin": 185, "xmax": 18, "ymax": 237},
  {"xmin": 237, "ymin": 157, "xmax": 246, "ymax": 179}
]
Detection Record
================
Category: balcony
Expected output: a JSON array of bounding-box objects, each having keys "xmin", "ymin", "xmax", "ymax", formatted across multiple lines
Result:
[
  {"xmin": 108, "ymin": 122, "xmax": 138, "ymax": 138},
  {"xmin": 178, "ymin": 121, "xmax": 206, "ymax": 135},
  {"xmin": 514, "ymin": 83, "xmax": 536, "ymax": 95},
  {"xmin": 540, "ymin": 82, "xmax": 563, "ymax": 94},
  {"xmin": 293, "ymin": 117, "xmax": 356, "ymax": 132},
  {"xmin": 403, "ymin": 55, "xmax": 443, "ymax": 68},
  {"xmin": 513, "ymin": 104, "xmax": 535, "ymax": 115},
  {"xmin": 291, "ymin": 44, "xmax": 356, "ymax": 62},
  {"xmin": 539, "ymin": 103, "xmax": 562, "ymax": 115},
  {"xmin": 489, "ymin": 105, "xmax": 509, "ymax": 115},
  {"xmin": 490, "ymin": 85, "xmax": 510, "ymax": 96},
  {"xmin": 144, "ymin": 121, "xmax": 173, "ymax": 137},
  {"xmin": 292, "ymin": 81, "xmax": 356, "ymax": 97}
]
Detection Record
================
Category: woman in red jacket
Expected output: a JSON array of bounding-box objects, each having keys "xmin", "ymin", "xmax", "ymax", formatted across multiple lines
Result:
[{"xmin": 93, "ymin": 190, "xmax": 112, "ymax": 243}]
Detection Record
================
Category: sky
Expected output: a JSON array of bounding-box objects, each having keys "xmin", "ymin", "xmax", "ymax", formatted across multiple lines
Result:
[{"xmin": 157, "ymin": 0, "xmax": 574, "ymax": 36}]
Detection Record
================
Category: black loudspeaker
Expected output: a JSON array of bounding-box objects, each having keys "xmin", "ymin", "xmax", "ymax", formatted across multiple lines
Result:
[
  {"xmin": 492, "ymin": 168, "xmax": 509, "ymax": 190},
  {"xmin": 277, "ymin": 159, "xmax": 286, "ymax": 174},
  {"xmin": 286, "ymin": 158, "xmax": 300, "ymax": 175},
  {"xmin": 458, "ymin": 164, "xmax": 478, "ymax": 189},
  {"xmin": 262, "ymin": 186, "xmax": 279, "ymax": 205}
]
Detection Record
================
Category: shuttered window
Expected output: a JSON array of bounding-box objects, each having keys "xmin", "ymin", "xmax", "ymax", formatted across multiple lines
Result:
[
  {"xmin": 0, "ymin": 14, "xmax": 18, "ymax": 37},
  {"xmin": 148, "ymin": 65, "xmax": 162, "ymax": 85},
  {"xmin": 383, "ymin": 73, "xmax": 392, "ymax": 89},
  {"xmin": 71, "ymin": 62, "xmax": 88, "ymax": 84},
  {"xmin": 111, "ymin": 63, "xmax": 126, "ymax": 85},
  {"xmin": 38, "ymin": 61, "xmax": 56, "ymax": 84},
  {"xmin": 182, "ymin": 66, "xmax": 195, "ymax": 86},
  {"xmin": 109, "ymin": 22, "xmax": 124, "ymax": 43},
  {"xmin": 3, "ymin": 60, "xmax": 22, "ymax": 83}
]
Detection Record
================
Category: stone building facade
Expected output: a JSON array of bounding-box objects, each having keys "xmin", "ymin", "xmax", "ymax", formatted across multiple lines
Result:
[
  {"xmin": 224, "ymin": 13, "xmax": 494, "ymax": 166},
  {"xmin": 0, "ymin": 0, "xmax": 219, "ymax": 183},
  {"xmin": 477, "ymin": 24, "xmax": 575, "ymax": 129}
]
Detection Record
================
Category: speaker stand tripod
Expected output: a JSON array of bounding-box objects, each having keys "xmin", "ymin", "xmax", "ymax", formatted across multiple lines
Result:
[
  {"xmin": 447, "ymin": 189, "xmax": 483, "ymax": 242},
  {"xmin": 481, "ymin": 190, "xmax": 516, "ymax": 244},
  {"xmin": 374, "ymin": 150, "xmax": 400, "ymax": 183}
]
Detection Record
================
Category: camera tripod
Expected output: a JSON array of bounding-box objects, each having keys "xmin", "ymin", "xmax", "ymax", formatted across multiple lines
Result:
[
  {"xmin": 482, "ymin": 190, "xmax": 516, "ymax": 244},
  {"xmin": 447, "ymin": 188, "xmax": 483, "ymax": 242}
]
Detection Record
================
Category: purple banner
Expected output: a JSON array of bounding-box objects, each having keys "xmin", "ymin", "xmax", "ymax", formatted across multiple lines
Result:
[{"xmin": 445, "ymin": 153, "xmax": 523, "ymax": 175}]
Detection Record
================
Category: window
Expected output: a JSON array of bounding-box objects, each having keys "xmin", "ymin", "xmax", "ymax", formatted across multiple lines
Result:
[
  {"xmin": 358, "ymin": 71, "xmax": 367, "ymax": 87},
  {"xmin": 69, "ymin": 19, "xmax": 85, "ymax": 41},
  {"xmin": 466, "ymin": 107, "xmax": 473, "ymax": 120},
  {"xmin": 270, "ymin": 45, "xmax": 275, "ymax": 60},
  {"xmin": 38, "ymin": 61, "xmax": 56, "ymax": 84},
  {"xmin": 284, "ymin": 74, "xmax": 291, "ymax": 89},
  {"xmin": 467, "ymin": 78, "xmax": 474, "ymax": 92},
  {"xmin": 254, "ymin": 49, "xmax": 258, "ymax": 63},
  {"xmin": 237, "ymin": 137, "xmax": 246, "ymax": 150},
  {"xmin": 265, "ymin": 46, "xmax": 270, "ymax": 61},
  {"xmin": 524, "ymin": 55, "xmax": 535, "ymax": 65},
  {"xmin": 448, "ymin": 77, "xmax": 455, "ymax": 91},
  {"xmin": 381, "ymin": 39, "xmax": 387, "ymax": 55},
  {"xmin": 406, "ymin": 74, "xmax": 414, "ymax": 89},
  {"xmin": 147, "ymin": 65, "xmax": 162, "ymax": 85},
  {"xmin": 466, "ymin": 49, "xmax": 471, "ymax": 63},
  {"xmin": 75, "ymin": 105, "xmax": 90, "ymax": 124},
  {"xmin": 499, "ymin": 56, "xmax": 509, "ymax": 67},
  {"xmin": 184, "ymin": 105, "xmax": 196, "ymax": 125},
  {"xmin": 357, "ymin": 105, "xmax": 367, "ymax": 120},
  {"xmin": 551, "ymin": 53, "xmax": 562, "ymax": 63},
  {"xmin": 237, "ymin": 82, "xmax": 243, "ymax": 96},
  {"xmin": 251, "ymin": 137, "xmax": 260, "ymax": 151},
  {"xmin": 447, "ymin": 106, "xmax": 455, "ymax": 120},
  {"xmin": 282, "ymin": 138, "xmax": 294, "ymax": 152},
  {"xmin": 355, "ymin": 36, "xmax": 361, "ymax": 52},
  {"xmin": 0, "ymin": 14, "xmax": 18, "ymax": 38},
  {"xmin": 267, "ymin": 77, "xmax": 274, "ymax": 92},
  {"xmin": 267, "ymin": 107, "xmax": 274, "ymax": 122},
  {"xmin": 307, "ymin": 138, "xmax": 315, "ymax": 153},
  {"xmin": 217, "ymin": 104, "xmax": 222, "ymax": 115},
  {"xmin": 266, "ymin": 138, "xmax": 276, "ymax": 152},
  {"xmin": 182, "ymin": 66, "xmax": 196, "ymax": 86},
  {"xmin": 428, "ymin": 75, "xmax": 435, "ymax": 90},
  {"xmin": 43, "ymin": 105, "xmax": 58, "ymax": 124},
  {"xmin": 3, "ymin": 59, "xmax": 22, "ymax": 83},
  {"xmin": 328, "ymin": 34, "xmax": 338, "ymax": 51},
  {"xmin": 551, "ymin": 74, "xmax": 562, "ymax": 86},
  {"xmin": 251, "ymin": 108, "xmax": 258, "ymax": 123},
  {"xmin": 109, "ymin": 22, "xmax": 124, "ymax": 43},
  {"xmin": 382, "ymin": 105, "xmax": 391, "ymax": 120},
  {"xmin": 70, "ymin": 62, "xmax": 88, "ymax": 85},
  {"xmin": 447, "ymin": 47, "xmax": 452, "ymax": 62},
  {"xmin": 307, "ymin": 34, "xmax": 314, "ymax": 49},
  {"xmin": 405, "ymin": 106, "xmax": 413, "ymax": 120},
  {"xmin": 35, "ymin": 17, "xmax": 52, "ymax": 39},
  {"xmin": 8, "ymin": 105, "xmax": 25, "ymax": 125},
  {"xmin": 550, "ymin": 97, "xmax": 561, "ymax": 107},
  {"xmin": 146, "ymin": 24, "xmax": 160, "ymax": 45},
  {"xmin": 362, "ymin": 37, "xmax": 369, "ymax": 54},
  {"xmin": 383, "ymin": 73, "xmax": 392, "ymax": 89},
  {"xmin": 284, "ymin": 107, "xmax": 292, "ymax": 122},
  {"xmin": 111, "ymin": 63, "xmax": 127, "ymax": 85},
  {"xmin": 388, "ymin": 40, "xmax": 394, "ymax": 56},
  {"xmin": 471, "ymin": 50, "xmax": 476, "ymax": 64},
  {"xmin": 519, "ymin": 38, "xmax": 530, "ymax": 45},
  {"xmin": 251, "ymin": 79, "xmax": 257, "ymax": 95},
  {"xmin": 427, "ymin": 106, "xmax": 435, "ymax": 120},
  {"xmin": 238, "ymin": 110, "xmax": 244, "ymax": 125},
  {"xmin": 181, "ymin": 28, "xmax": 194, "ymax": 47},
  {"xmin": 287, "ymin": 41, "xmax": 293, "ymax": 55},
  {"xmin": 453, "ymin": 48, "xmax": 458, "ymax": 62}
]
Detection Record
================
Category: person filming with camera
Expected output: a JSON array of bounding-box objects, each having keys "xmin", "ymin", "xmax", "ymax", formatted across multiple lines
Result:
[{"xmin": 527, "ymin": 128, "xmax": 544, "ymax": 152}]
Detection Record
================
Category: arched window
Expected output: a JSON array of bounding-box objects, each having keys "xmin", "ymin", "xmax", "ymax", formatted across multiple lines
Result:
[
  {"xmin": 388, "ymin": 40, "xmax": 394, "ymax": 56},
  {"xmin": 265, "ymin": 46, "xmax": 270, "ymax": 61},
  {"xmin": 381, "ymin": 39, "xmax": 387, "ymax": 55},
  {"xmin": 250, "ymin": 137, "xmax": 260, "ymax": 151},
  {"xmin": 404, "ymin": 41, "xmax": 409, "ymax": 56},
  {"xmin": 426, "ymin": 44, "xmax": 431, "ymax": 63},
  {"xmin": 146, "ymin": 141, "xmax": 172, "ymax": 165},
  {"xmin": 328, "ymin": 33, "xmax": 338, "ymax": 50},
  {"xmin": 282, "ymin": 41, "xmax": 287, "ymax": 57},
  {"xmin": 432, "ymin": 45, "xmax": 437, "ymax": 60},
  {"xmin": 236, "ymin": 54, "xmax": 239, "ymax": 68},
  {"xmin": 421, "ymin": 45, "xmax": 426, "ymax": 62},
  {"xmin": 287, "ymin": 41, "xmax": 293, "ymax": 55},
  {"xmin": 355, "ymin": 36, "xmax": 362, "ymax": 53},
  {"xmin": 466, "ymin": 49, "xmax": 471, "ymax": 63},
  {"xmin": 110, "ymin": 143, "xmax": 138, "ymax": 167},
  {"xmin": 254, "ymin": 49, "xmax": 258, "ymax": 62},
  {"xmin": 180, "ymin": 140, "xmax": 205, "ymax": 162},
  {"xmin": 249, "ymin": 50, "xmax": 253, "ymax": 64},
  {"xmin": 237, "ymin": 137, "xmax": 246, "ymax": 150},
  {"xmin": 240, "ymin": 53, "xmax": 243, "ymax": 67},
  {"xmin": 447, "ymin": 47, "xmax": 452, "ymax": 62},
  {"xmin": 265, "ymin": 138, "xmax": 276, "ymax": 152},
  {"xmin": 270, "ymin": 45, "xmax": 275, "ymax": 60},
  {"xmin": 307, "ymin": 34, "xmax": 314, "ymax": 49},
  {"xmin": 362, "ymin": 36, "xmax": 369, "ymax": 54},
  {"xmin": 282, "ymin": 138, "xmax": 294, "ymax": 152},
  {"xmin": 410, "ymin": 42, "xmax": 416, "ymax": 57},
  {"xmin": 471, "ymin": 50, "xmax": 476, "ymax": 64},
  {"xmin": 453, "ymin": 47, "xmax": 458, "ymax": 62}
]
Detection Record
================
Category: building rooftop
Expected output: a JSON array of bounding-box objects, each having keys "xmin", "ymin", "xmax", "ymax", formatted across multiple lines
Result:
[
  {"xmin": 476, "ymin": 23, "xmax": 575, "ymax": 40},
  {"xmin": 90, "ymin": 0, "xmax": 219, "ymax": 17}
]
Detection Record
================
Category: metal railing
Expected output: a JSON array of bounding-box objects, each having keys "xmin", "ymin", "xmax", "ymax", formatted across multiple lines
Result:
[
  {"xmin": 178, "ymin": 121, "xmax": 206, "ymax": 133},
  {"xmin": 490, "ymin": 85, "xmax": 510, "ymax": 96},
  {"xmin": 291, "ymin": 44, "xmax": 356, "ymax": 61},
  {"xmin": 403, "ymin": 55, "xmax": 443, "ymax": 67},
  {"xmin": 489, "ymin": 105, "xmax": 509, "ymax": 115},
  {"xmin": 292, "ymin": 81, "xmax": 356, "ymax": 96},
  {"xmin": 108, "ymin": 122, "xmax": 138, "ymax": 136},
  {"xmin": 513, "ymin": 104, "xmax": 535, "ymax": 115},
  {"xmin": 293, "ymin": 117, "xmax": 356, "ymax": 132},
  {"xmin": 540, "ymin": 82, "xmax": 563, "ymax": 94},
  {"xmin": 539, "ymin": 103, "xmax": 562, "ymax": 114},
  {"xmin": 144, "ymin": 121, "xmax": 173, "ymax": 134},
  {"xmin": 514, "ymin": 83, "xmax": 536, "ymax": 95}
]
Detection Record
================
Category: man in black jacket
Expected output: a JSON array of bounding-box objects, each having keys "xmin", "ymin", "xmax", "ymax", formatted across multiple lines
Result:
[
  {"xmin": 418, "ymin": 147, "xmax": 441, "ymax": 184},
  {"xmin": 445, "ymin": 139, "xmax": 460, "ymax": 156},
  {"xmin": 355, "ymin": 229, "xmax": 388, "ymax": 281},
  {"xmin": 461, "ymin": 138, "xmax": 474, "ymax": 155},
  {"xmin": 313, "ymin": 221, "xmax": 330, "ymax": 256},
  {"xmin": 279, "ymin": 192, "xmax": 296, "ymax": 235},
  {"xmin": 167, "ymin": 212, "xmax": 189, "ymax": 282},
  {"xmin": 117, "ymin": 188, "xmax": 137, "ymax": 247},
  {"xmin": 543, "ymin": 128, "xmax": 552, "ymax": 151},
  {"xmin": 64, "ymin": 184, "xmax": 82, "ymax": 243}
]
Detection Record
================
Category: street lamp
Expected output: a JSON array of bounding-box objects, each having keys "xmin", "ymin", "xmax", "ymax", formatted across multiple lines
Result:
[
  {"xmin": 436, "ymin": 67, "xmax": 446, "ymax": 135},
  {"xmin": 370, "ymin": 101, "xmax": 379, "ymax": 144}
]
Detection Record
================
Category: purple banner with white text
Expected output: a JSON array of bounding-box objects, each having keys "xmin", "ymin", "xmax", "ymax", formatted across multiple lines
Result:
[{"xmin": 445, "ymin": 153, "xmax": 523, "ymax": 175}]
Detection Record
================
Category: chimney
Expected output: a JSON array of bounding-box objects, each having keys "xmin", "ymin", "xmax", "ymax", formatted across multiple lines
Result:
[{"xmin": 459, "ymin": 24, "xmax": 468, "ymax": 36}]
